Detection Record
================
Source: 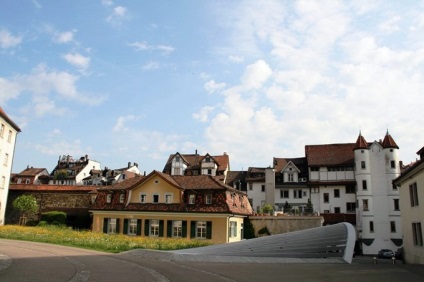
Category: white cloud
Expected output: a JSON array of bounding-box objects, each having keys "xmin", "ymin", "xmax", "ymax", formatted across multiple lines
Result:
[
  {"xmin": 0, "ymin": 77, "xmax": 21, "ymax": 103},
  {"xmin": 193, "ymin": 106, "xmax": 215, "ymax": 122},
  {"xmin": 54, "ymin": 30, "xmax": 76, "ymax": 44},
  {"xmin": 240, "ymin": 60, "xmax": 272, "ymax": 90},
  {"xmin": 378, "ymin": 15, "xmax": 401, "ymax": 33},
  {"xmin": 113, "ymin": 115, "xmax": 136, "ymax": 132},
  {"xmin": 107, "ymin": 5, "xmax": 129, "ymax": 26},
  {"xmin": 204, "ymin": 80, "xmax": 226, "ymax": 94},
  {"xmin": 101, "ymin": 0, "xmax": 113, "ymax": 7},
  {"xmin": 142, "ymin": 61, "xmax": 160, "ymax": 70},
  {"xmin": 228, "ymin": 55, "xmax": 244, "ymax": 63},
  {"xmin": 63, "ymin": 52, "xmax": 90, "ymax": 70},
  {"xmin": 130, "ymin": 41, "xmax": 175, "ymax": 55},
  {"xmin": 0, "ymin": 29, "xmax": 22, "ymax": 48}
]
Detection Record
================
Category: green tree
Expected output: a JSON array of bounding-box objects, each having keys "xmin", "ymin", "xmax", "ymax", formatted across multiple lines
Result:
[
  {"xmin": 13, "ymin": 195, "xmax": 38, "ymax": 222},
  {"xmin": 262, "ymin": 203, "xmax": 273, "ymax": 214}
]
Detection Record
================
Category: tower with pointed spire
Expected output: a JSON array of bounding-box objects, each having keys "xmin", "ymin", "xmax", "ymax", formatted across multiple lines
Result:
[{"xmin": 353, "ymin": 130, "xmax": 401, "ymax": 255}]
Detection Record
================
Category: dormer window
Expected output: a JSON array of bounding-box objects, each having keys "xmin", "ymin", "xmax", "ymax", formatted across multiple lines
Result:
[
  {"xmin": 288, "ymin": 174, "xmax": 294, "ymax": 182},
  {"xmin": 106, "ymin": 194, "xmax": 112, "ymax": 203},
  {"xmin": 189, "ymin": 194, "xmax": 195, "ymax": 204},
  {"xmin": 205, "ymin": 157, "xmax": 211, "ymax": 163},
  {"xmin": 119, "ymin": 194, "xmax": 125, "ymax": 203},
  {"xmin": 175, "ymin": 156, "xmax": 180, "ymax": 162}
]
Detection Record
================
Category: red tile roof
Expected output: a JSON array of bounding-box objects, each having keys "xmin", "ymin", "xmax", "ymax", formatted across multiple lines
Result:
[
  {"xmin": 15, "ymin": 167, "xmax": 47, "ymax": 176},
  {"xmin": 0, "ymin": 107, "xmax": 21, "ymax": 132},
  {"xmin": 354, "ymin": 133, "xmax": 368, "ymax": 150},
  {"xmin": 305, "ymin": 143, "xmax": 356, "ymax": 166},
  {"xmin": 10, "ymin": 184, "xmax": 96, "ymax": 192},
  {"xmin": 381, "ymin": 131, "xmax": 399, "ymax": 149}
]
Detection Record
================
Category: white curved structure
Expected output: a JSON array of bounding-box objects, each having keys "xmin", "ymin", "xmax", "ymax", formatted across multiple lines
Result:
[{"xmin": 173, "ymin": 222, "xmax": 356, "ymax": 263}]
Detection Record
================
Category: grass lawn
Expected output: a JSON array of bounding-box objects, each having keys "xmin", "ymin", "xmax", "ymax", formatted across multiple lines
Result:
[{"xmin": 0, "ymin": 225, "xmax": 212, "ymax": 253}]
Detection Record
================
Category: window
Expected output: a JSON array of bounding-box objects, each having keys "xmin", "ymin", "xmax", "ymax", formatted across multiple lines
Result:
[
  {"xmin": 323, "ymin": 193, "xmax": 329, "ymax": 203},
  {"xmin": 153, "ymin": 194, "xmax": 159, "ymax": 203},
  {"xmin": 207, "ymin": 169, "xmax": 212, "ymax": 175},
  {"xmin": 3, "ymin": 153, "xmax": 8, "ymax": 166},
  {"xmin": 119, "ymin": 194, "xmax": 125, "ymax": 203},
  {"xmin": 25, "ymin": 179, "xmax": 30, "ymax": 184},
  {"xmin": 196, "ymin": 221, "xmax": 207, "ymax": 239},
  {"xmin": 334, "ymin": 189, "xmax": 340, "ymax": 198},
  {"xmin": 165, "ymin": 194, "xmax": 172, "ymax": 204},
  {"xmin": 311, "ymin": 167, "xmax": 319, "ymax": 171},
  {"xmin": 106, "ymin": 194, "xmax": 112, "ymax": 203},
  {"xmin": 189, "ymin": 194, "xmax": 195, "ymax": 204},
  {"xmin": 412, "ymin": 222, "xmax": 423, "ymax": 246},
  {"xmin": 150, "ymin": 219, "xmax": 159, "ymax": 236},
  {"xmin": 205, "ymin": 194, "xmax": 212, "ymax": 204},
  {"xmin": 229, "ymin": 221, "xmax": 237, "ymax": 238},
  {"xmin": 140, "ymin": 194, "xmax": 147, "ymax": 203},
  {"xmin": 128, "ymin": 219, "xmax": 137, "ymax": 235},
  {"xmin": 205, "ymin": 157, "xmax": 211, "ymax": 163},
  {"xmin": 294, "ymin": 189, "xmax": 302, "ymax": 199},
  {"xmin": 362, "ymin": 180, "xmax": 367, "ymax": 191},
  {"xmin": 1, "ymin": 176, "xmax": 5, "ymax": 188},
  {"xmin": 390, "ymin": 221, "xmax": 396, "ymax": 233},
  {"xmin": 108, "ymin": 218, "xmax": 117, "ymax": 234},
  {"xmin": 261, "ymin": 185, "xmax": 265, "ymax": 192},
  {"xmin": 391, "ymin": 160, "xmax": 396, "ymax": 169},
  {"xmin": 7, "ymin": 130, "xmax": 12, "ymax": 142},
  {"xmin": 0, "ymin": 124, "xmax": 4, "ymax": 137},
  {"xmin": 231, "ymin": 194, "xmax": 236, "ymax": 206},
  {"xmin": 345, "ymin": 186, "xmax": 355, "ymax": 194},
  {"xmin": 370, "ymin": 221, "xmax": 374, "ymax": 233},
  {"xmin": 394, "ymin": 199, "xmax": 400, "ymax": 211},
  {"xmin": 361, "ymin": 161, "xmax": 366, "ymax": 169},
  {"xmin": 280, "ymin": 190, "xmax": 289, "ymax": 198},
  {"xmin": 173, "ymin": 220, "xmax": 182, "ymax": 237},
  {"xmin": 410, "ymin": 183, "xmax": 419, "ymax": 207},
  {"xmin": 346, "ymin": 202, "xmax": 356, "ymax": 212},
  {"xmin": 363, "ymin": 199, "xmax": 369, "ymax": 211},
  {"xmin": 288, "ymin": 174, "xmax": 294, "ymax": 182},
  {"xmin": 249, "ymin": 183, "xmax": 253, "ymax": 190},
  {"xmin": 175, "ymin": 156, "xmax": 180, "ymax": 162},
  {"xmin": 334, "ymin": 207, "xmax": 340, "ymax": 213},
  {"xmin": 174, "ymin": 168, "xmax": 181, "ymax": 175}
]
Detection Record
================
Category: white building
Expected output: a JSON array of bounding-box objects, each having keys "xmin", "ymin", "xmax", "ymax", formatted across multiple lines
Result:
[
  {"xmin": 393, "ymin": 146, "xmax": 424, "ymax": 264},
  {"xmin": 49, "ymin": 155, "xmax": 101, "ymax": 185},
  {"xmin": 0, "ymin": 107, "xmax": 21, "ymax": 225},
  {"xmin": 354, "ymin": 131, "xmax": 402, "ymax": 255},
  {"xmin": 245, "ymin": 167, "xmax": 266, "ymax": 213}
]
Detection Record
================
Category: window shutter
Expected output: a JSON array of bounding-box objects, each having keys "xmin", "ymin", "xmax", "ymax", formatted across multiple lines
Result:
[
  {"xmin": 167, "ymin": 220, "xmax": 172, "ymax": 237},
  {"xmin": 123, "ymin": 219, "xmax": 128, "ymax": 235},
  {"xmin": 190, "ymin": 221, "xmax": 196, "ymax": 238},
  {"xmin": 103, "ymin": 218, "xmax": 108, "ymax": 233},
  {"xmin": 159, "ymin": 220, "xmax": 164, "ymax": 237},
  {"xmin": 136, "ymin": 219, "xmax": 142, "ymax": 236},
  {"xmin": 206, "ymin": 221, "xmax": 212, "ymax": 239},
  {"xmin": 182, "ymin": 221, "xmax": 187, "ymax": 238},
  {"xmin": 144, "ymin": 219, "xmax": 150, "ymax": 236},
  {"xmin": 116, "ymin": 219, "xmax": 120, "ymax": 234}
]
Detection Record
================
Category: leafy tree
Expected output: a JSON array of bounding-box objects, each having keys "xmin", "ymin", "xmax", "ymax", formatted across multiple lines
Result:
[
  {"xmin": 262, "ymin": 203, "xmax": 273, "ymax": 214},
  {"xmin": 13, "ymin": 195, "xmax": 38, "ymax": 218}
]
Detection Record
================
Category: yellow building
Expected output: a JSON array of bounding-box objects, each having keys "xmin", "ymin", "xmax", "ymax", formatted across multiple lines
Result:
[{"xmin": 90, "ymin": 170, "xmax": 253, "ymax": 243}]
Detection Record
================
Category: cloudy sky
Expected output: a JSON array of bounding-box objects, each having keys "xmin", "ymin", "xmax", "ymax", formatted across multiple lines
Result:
[{"xmin": 1, "ymin": 0, "xmax": 424, "ymax": 174}]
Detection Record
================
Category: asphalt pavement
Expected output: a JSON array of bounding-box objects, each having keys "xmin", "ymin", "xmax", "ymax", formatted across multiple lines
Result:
[{"xmin": 1, "ymin": 239, "xmax": 424, "ymax": 282}]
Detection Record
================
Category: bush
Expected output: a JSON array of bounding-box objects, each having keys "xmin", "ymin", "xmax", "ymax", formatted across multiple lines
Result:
[
  {"xmin": 243, "ymin": 217, "xmax": 256, "ymax": 239},
  {"xmin": 41, "ymin": 211, "xmax": 67, "ymax": 225},
  {"xmin": 38, "ymin": 221, "xmax": 48, "ymax": 226},
  {"xmin": 258, "ymin": 226, "xmax": 271, "ymax": 236}
]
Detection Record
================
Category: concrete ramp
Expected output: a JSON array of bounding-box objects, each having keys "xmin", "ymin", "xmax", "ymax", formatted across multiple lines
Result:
[{"xmin": 172, "ymin": 222, "xmax": 356, "ymax": 264}]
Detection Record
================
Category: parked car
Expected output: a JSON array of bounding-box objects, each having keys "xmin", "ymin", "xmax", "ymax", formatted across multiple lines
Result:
[{"xmin": 377, "ymin": 249, "xmax": 394, "ymax": 259}]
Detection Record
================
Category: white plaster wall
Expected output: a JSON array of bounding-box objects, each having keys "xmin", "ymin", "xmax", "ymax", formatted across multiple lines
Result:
[
  {"xmin": 247, "ymin": 182, "xmax": 266, "ymax": 213},
  {"xmin": 76, "ymin": 160, "xmax": 101, "ymax": 184}
]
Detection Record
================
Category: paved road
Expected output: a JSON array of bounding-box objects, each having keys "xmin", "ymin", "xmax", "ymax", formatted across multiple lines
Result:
[{"xmin": 1, "ymin": 239, "xmax": 424, "ymax": 282}]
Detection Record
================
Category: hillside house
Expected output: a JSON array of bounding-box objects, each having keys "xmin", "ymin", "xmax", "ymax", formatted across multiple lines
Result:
[{"xmin": 49, "ymin": 155, "xmax": 101, "ymax": 185}]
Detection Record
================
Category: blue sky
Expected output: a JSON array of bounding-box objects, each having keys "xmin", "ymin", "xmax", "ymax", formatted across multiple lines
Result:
[{"xmin": 1, "ymin": 0, "xmax": 424, "ymax": 174}]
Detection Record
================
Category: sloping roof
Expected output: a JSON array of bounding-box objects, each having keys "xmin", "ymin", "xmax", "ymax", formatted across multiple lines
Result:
[
  {"xmin": 172, "ymin": 174, "xmax": 243, "ymax": 194},
  {"xmin": 0, "ymin": 107, "xmax": 21, "ymax": 132},
  {"xmin": 353, "ymin": 133, "xmax": 368, "ymax": 150},
  {"xmin": 381, "ymin": 131, "xmax": 399, "ymax": 149},
  {"xmin": 96, "ymin": 175, "xmax": 146, "ymax": 191},
  {"xmin": 163, "ymin": 152, "xmax": 229, "ymax": 173},
  {"xmin": 15, "ymin": 167, "xmax": 47, "ymax": 177},
  {"xmin": 305, "ymin": 143, "xmax": 356, "ymax": 166},
  {"xmin": 274, "ymin": 157, "xmax": 307, "ymax": 172},
  {"xmin": 9, "ymin": 184, "xmax": 96, "ymax": 192}
]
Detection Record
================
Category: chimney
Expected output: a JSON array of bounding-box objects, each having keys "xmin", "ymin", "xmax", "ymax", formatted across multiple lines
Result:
[
  {"xmin": 223, "ymin": 152, "xmax": 227, "ymax": 155},
  {"xmin": 195, "ymin": 149, "xmax": 198, "ymax": 155},
  {"xmin": 128, "ymin": 162, "xmax": 131, "ymax": 168},
  {"xmin": 134, "ymin": 162, "xmax": 138, "ymax": 167}
]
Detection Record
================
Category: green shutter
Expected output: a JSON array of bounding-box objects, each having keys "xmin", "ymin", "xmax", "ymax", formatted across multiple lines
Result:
[
  {"xmin": 116, "ymin": 219, "xmax": 120, "ymax": 234},
  {"xmin": 190, "ymin": 221, "xmax": 196, "ymax": 238},
  {"xmin": 159, "ymin": 220, "xmax": 164, "ymax": 237},
  {"xmin": 103, "ymin": 218, "xmax": 108, "ymax": 233},
  {"xmin": 235, "ymin": 222, "xmax": 237, "ymax": 237},
  {"xmin": 136, "ymin": 219, "xmax": 142, "ymax": 236},
  {"xmin": 167, "ymin": 220, "xmax": 173, "ymax": 237},
  {"xmin": 182, "ymin": 221, "xmax": 187, "ymax": 238},
  {"xmin": 144, "ymin": 219, "xmax": 150, "ymax": 236},
  {"xmin": 206, "ymin": 221, "xmax": 212, "ymax": 239},
  {"xmin": 123, "ymin": 219, "xmax": 128, "ymax": 235}
]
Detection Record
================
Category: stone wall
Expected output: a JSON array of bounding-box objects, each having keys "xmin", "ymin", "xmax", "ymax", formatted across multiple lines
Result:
[
  {"xmin": 6, "ymin": 191, "xmax": 92, "ymax": 228},
  {"xmin": 249, "ymin": 215, "xmax": 324, "ymax": 236}
]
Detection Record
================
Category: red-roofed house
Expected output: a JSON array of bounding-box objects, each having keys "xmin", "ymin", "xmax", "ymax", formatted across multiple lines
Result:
[
  {"xmin": 90, "ymin": 170, "xmax": 253, "ymax": 243},
  {"xmin": 11, "ymin": 166, "xmax": 49, "ymax": 185}
]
